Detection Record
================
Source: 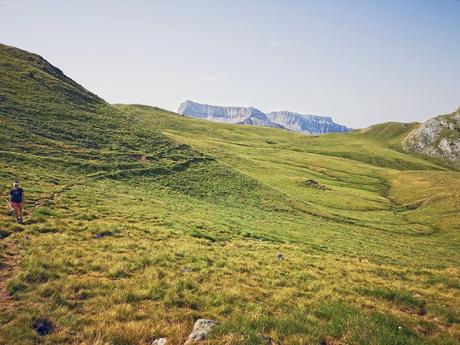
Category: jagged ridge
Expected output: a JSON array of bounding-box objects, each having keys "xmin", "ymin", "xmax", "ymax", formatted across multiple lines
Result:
[{"xmin": 178, "ymin": 100, "xmax": 351, "ymax": 135}]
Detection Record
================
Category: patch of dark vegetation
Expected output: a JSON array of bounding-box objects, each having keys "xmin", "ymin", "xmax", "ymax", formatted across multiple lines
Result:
[
  {"xmin": 23, "ymin": 267, "xmax": 59, "ymax": 284},
  {"xmin": 191, "ymin": 230, "xmax": 217, "ymax": 242},
  {"xmin": 7, "ymin": 277, "xmax": 28, "ymax": 295},
  {"xmin": 242, "ymin": 231, "xmax": 279, "ymax": 243},
  {"xmin": 32, "ymin": 318, "xmax": 54, "ymax": 336},
  {"xmin": 390, "ymin": 198, "xmax": 425, "ymax": 212},
  {"xmin": 34, "ymin": 225, "xmax": 61, "ymax": 234},
  {"xmin": 0, "ymin": 229, "xmax": 11, "ymax": 239},
  {"xmin": 95, "ymin": 230, "xmax": 113, "ymax": 239},
  {"xmin": 76, "ymin": 213, "xmax": 97, "ymax": 221},
  {"xmin": 357, "ymin": 287, "xmax": 427, "ymax": 314},
  {"xmin": 304, "ymin": 179, "xmax": 331, "ymax": 191}
]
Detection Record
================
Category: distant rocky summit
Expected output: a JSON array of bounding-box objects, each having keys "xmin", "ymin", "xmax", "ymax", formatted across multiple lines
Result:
[
  {"xmin": 267, "ymin": 110, "xmax": 349, "ymax": 134},
  {"xmin": 403, "ymin": 107, "xmax": 460, "ymax": 167},
  {"xmin": 178, "ymin": 100, "xmax": 351, "ymax": 135}
]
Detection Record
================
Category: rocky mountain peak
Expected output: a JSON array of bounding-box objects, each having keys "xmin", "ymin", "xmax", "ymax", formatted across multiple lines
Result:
[{"xmin": 177, "ymin": 100, "xmax": 351, "ymax": 135}]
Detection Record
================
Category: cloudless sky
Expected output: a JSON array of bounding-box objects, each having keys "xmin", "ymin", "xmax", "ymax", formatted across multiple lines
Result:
[{"xmin": 1, "ymin": 0, "xmax": 459, "ymax": 128}]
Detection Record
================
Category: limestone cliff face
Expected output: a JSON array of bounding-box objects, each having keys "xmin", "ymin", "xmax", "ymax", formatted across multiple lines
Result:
[
  {"xmin": 267, "ymin": 111, "xmax": 350, "ymax": 134},
  {"xmin": 403, "ymin": 107, "xmax": 460, "ymax": 167},
  {"xmin": 178, "ymin": 100, "xmax": 350, "ymax": 135},
  {"xmin": 178, "ymin": 100, "xmax": 266, "ymax": 123}
]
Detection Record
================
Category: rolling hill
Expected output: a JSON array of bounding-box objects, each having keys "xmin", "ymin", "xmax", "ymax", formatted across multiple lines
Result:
[{"xmin": 0, "ymin": 44, "xmax": 459, "ymax": 345}]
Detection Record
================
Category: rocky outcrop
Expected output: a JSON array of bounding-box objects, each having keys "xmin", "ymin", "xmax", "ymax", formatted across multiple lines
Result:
[
  {"xmin": 183, "ymin": 319, "xmax": 218, "ymax": 344},
  {"xmin": 177, "ymin": 100, "xmax": 350, "ymax": 135},
  {"xmin": 403, "ymin": 107, "xmax": 460, "ymax": 167}
]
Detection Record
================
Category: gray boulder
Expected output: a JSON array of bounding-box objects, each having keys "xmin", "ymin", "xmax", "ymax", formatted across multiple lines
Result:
[{"xmin": 183, "ymin": 319, "xmax": 218, "ymax": 344}]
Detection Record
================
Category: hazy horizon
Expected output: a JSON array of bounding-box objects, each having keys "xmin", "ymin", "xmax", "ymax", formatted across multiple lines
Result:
[{"xmin": 1, "ymin": 0, "xmax": 459, "ymax": 128}]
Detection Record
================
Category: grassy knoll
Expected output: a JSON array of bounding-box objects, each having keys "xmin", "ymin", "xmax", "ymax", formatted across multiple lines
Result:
[{"xmin": 0, "ymin": 44, "xmax": 459, "ymax": 344}]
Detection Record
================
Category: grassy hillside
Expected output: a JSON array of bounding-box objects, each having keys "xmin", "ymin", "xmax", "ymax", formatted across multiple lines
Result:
[{"xmin": 0, "ymin": 44, "xmax": 459, "ymax": 345}]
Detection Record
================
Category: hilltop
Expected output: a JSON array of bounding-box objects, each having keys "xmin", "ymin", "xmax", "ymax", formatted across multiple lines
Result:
[
  {"xmin": 0, "ymin": 44, "xmax": 459, "ymax": 345},
  {"xmin": 403, "ymin": 107, "xmax": 460, "ymax": 168}
]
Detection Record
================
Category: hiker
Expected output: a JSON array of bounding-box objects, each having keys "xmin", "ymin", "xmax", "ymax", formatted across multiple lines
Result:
[{"xmin": 9, "ymin": 180, "xmax": 24, "ymax": 223}]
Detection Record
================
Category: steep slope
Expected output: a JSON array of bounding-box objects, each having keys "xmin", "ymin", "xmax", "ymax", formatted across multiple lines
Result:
[
  {"xmin": 0, "ymin": 43, "xmax": 267, "ymax": 200},
  {"xmin": 0, "ymin": 44, "xmax": 190, "ymax": 163},
  {"xmin": 403, "ymin": 107, "xmax": 460, "ymax": 167},
  {"xmin": 178, "ymin": 100, "xmax": 350, "ymax": 134}
]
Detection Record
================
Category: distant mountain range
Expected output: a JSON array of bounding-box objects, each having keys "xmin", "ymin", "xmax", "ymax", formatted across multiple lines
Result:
[{"xmin": 178, "ymin": 100, "xmax": 351, "ymax": 135}]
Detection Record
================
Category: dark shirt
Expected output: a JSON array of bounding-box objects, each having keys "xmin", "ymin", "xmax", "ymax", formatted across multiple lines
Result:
[{"xmin": 10, "ymin": 188, "xmax": 23, "ymax": 203}]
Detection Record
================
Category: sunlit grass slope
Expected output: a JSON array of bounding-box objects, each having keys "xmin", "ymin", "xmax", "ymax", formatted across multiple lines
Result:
[{"xmin": 0, "ymin": 43, "xmax": 459, "ymax": 345}]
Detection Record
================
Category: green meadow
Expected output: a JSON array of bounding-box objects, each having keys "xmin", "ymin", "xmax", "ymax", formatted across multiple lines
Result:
[{"xmin": 0, "ymin": 44, "xmax": 459, "ymax": 345}]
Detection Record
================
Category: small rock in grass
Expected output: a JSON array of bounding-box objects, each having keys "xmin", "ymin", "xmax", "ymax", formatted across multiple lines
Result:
[
  {"xmin": 95, "ymin": 231, "xmax": 113, "ymax": 239},
  {"xmin": 152, "ymin": 338, "xmax": 167, "ymax": 345},
  {"xmin": 32, "ymin": 319, "xmax": 54, "ymax": 336},
  {"xmin": 418, "ymin": 304, "xmax": 427, "ymax": 316},
  {"xmin": 184, "ymin": 319, "xmax": 218, "ymax": 344},
  {"xmin": 262, "ymin": 335, "xmax": 282, "ymax": 344}
]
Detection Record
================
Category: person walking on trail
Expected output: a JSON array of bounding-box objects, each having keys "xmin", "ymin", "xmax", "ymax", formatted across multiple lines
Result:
[{"xmin": 9, "ymin": 180, "xmax": 24, "ymax": 223}]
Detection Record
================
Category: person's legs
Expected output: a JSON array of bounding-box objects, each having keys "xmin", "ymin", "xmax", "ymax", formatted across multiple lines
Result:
[
  {"xmin": 17, "ymin": 203, "xmax": 23, "ymax": 221},
  {"xmin": 12, "ymin": 202, "xmax": 19, "ymax": 220}
]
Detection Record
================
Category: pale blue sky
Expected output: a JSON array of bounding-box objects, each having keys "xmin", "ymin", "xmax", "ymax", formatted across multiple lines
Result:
[{"xmin": 1, "ymin": 0, "xmax": 459, "ymax": 128}]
